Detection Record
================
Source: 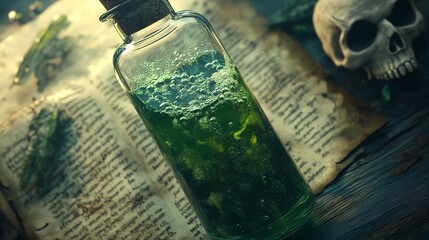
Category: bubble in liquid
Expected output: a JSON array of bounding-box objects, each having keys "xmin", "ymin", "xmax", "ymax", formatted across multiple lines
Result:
[
  {"xmin": 212, "ymin": 90, "xmax": 220, "ymax": 96},
  {"xmin": 221, "ymin": 87, "xmax": 229, "ymax": 94},
  {"xmin": 170, "ymin": 74, "xmax": 180, "ymax": 83},
  {"xmin": 146, "ymin": 86, "xmax": 155, "ymax": 93},
  {"xmin": 262, "ymin": 175, "xmax": 268, "ymax": 184},
  {"xmin": 224, "ymin": 92, "xmax": 233, "ymax": 99},
  {"xmin": 197, "ymin": 89, "xmax": 208, "ymax": 96},
  {"xmin": 228, "ymin": 122, "xmax": 234, "ymax": 128},
  {"xmin": 154, "ymin": 95, "xmax": 164, "ymax": 102},
  {"xmin": 188, "ymin": 75, "xmax": 197, "ymax": 83},
  {"xmin": 180, "ymin": 78, "xmax": 189, "ymax": 88},
  {"xmin": 179, "ymin": 88, "xmax": 186, "ymax": 95},
  {"xmin": 159, "ymin": 102, "xmax": 169, "ymax": 108},
  {"xmin": 189, "ymin": 85, "xmax": 197, "ymax": 92},
  {"xmin": 209, "ymin": 117, "xmax": 217, "ymax": 123},
  {"xmin": 165, "ymin": 106, "xmax": 173, "ymax": 112}
]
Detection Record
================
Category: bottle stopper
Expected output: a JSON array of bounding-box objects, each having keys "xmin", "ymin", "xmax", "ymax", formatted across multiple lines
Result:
[{"xmin": 99, "ymin": 0, "xmax": 171, "ymax": 36}]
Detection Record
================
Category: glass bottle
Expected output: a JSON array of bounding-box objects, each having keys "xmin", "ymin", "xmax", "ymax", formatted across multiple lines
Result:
[{"xmin": 99, "ymin": 0, "xmax": 314, "ymax": 239}]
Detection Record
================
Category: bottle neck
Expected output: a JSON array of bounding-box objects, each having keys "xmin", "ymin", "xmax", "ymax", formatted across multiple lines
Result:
[
  {"xmin": 125, "ymin": 14, "xmax": 175, "ymax": 44},
  {"xmin": 100, "ymin": 0, "xmax": 175, "ymax": 41}
]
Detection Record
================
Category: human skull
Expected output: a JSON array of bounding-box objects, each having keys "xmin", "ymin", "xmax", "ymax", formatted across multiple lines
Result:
[{"xmin": 313, "ymin": 0, "xmax": 425, "ymax": 80}]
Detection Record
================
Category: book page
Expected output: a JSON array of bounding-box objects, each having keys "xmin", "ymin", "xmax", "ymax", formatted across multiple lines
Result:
[
  {"xmin": 0, "ymin": 83, "xmax": 206, "ymax": 239},
  {"xmin": 0, "ymin": 0, "xmax": 386, "ymax": 239}
]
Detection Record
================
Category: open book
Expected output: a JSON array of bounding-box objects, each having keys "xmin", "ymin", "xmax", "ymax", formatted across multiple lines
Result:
[{"xmin": 0, "ymin": 0, "xmax": 386, "ymax": 239}]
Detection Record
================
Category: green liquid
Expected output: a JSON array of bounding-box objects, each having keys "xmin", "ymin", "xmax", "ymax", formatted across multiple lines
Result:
[{"xmin": 128, "ymin": 51, "xmax": 314, "ymax": 239}]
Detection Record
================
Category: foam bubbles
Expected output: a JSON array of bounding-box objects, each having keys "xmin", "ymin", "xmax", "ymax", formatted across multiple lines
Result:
[{"xmin": 132, "ymin": 50, "xmax": 248, "ymax": 118}]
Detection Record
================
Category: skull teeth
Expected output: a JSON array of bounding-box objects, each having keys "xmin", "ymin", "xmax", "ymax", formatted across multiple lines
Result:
[
  {"xmin": 383, "ymin": 73, "xmax": 389, "ymax": 80},
  {"xmin": 399, "ymin": 66, "xmax": 407, "ymax": 76},
  {"xmin": 405, "ymin": 62, "xmax": 414, "ymax": 72},
  {"xmin": 388, "ymin": 70, "xmax": 395, "ymax": 79},
  {"xmin": 382, "ymin": 72, "xmax": 388, "ymax": 80},
  {"xmin": 372, "ymin": 59, "xmax": 417, "ymax": 80},
  {"xmin": 411, "ymin": 59, "xmax": 418, "ymax": 69},
  {"xmin": 394, "ymin": 69, "xmax": 401, "ymax": 79}
]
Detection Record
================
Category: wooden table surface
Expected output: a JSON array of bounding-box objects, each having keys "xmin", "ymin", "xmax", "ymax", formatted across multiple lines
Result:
[{"xmin": 249, "ymin": 1, "xmax": 429, "ymax": 239}]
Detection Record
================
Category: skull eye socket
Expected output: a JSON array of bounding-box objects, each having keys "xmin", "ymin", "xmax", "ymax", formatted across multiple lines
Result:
[
  {"xmin": 346, "ymin": 20, "xmax": 378, "ymax": 52},
  {"xmin": 387, "ymin": 0, "xmax": 416, "ymax": 27}
]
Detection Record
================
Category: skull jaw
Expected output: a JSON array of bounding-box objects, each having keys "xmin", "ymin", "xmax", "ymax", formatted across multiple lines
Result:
[{"xmin": 362, "ymin": 47, "xmax": 418, "ymax": 80}]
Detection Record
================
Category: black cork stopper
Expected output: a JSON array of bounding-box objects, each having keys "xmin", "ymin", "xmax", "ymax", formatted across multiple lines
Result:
[
  {"xmin": 100, "ymin": 0, "xmax": 124, "ymax": 10},
  {"xmin": 99, "ymin": 0, "xmax": 171, "ymax": 36}
]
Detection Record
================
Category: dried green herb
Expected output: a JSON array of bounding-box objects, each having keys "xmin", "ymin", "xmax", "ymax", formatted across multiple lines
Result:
[
  {"xmin": 266, "ymin": 0, "xmax": 317, "ymax": 36},
  {"xmin": 20, "ymin": 106, "xmax": 65, "ymax": 198},
  {"xmin": 14, "ymin": 15, "xmax": 73, "ymax": 92},
  {"xmin": 382, "ymin": 84, "xmax": 392, "ymax": 103},
  {"xmin": 269, "ymin": 0, "xmax": 316, "ymax": 24}
]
